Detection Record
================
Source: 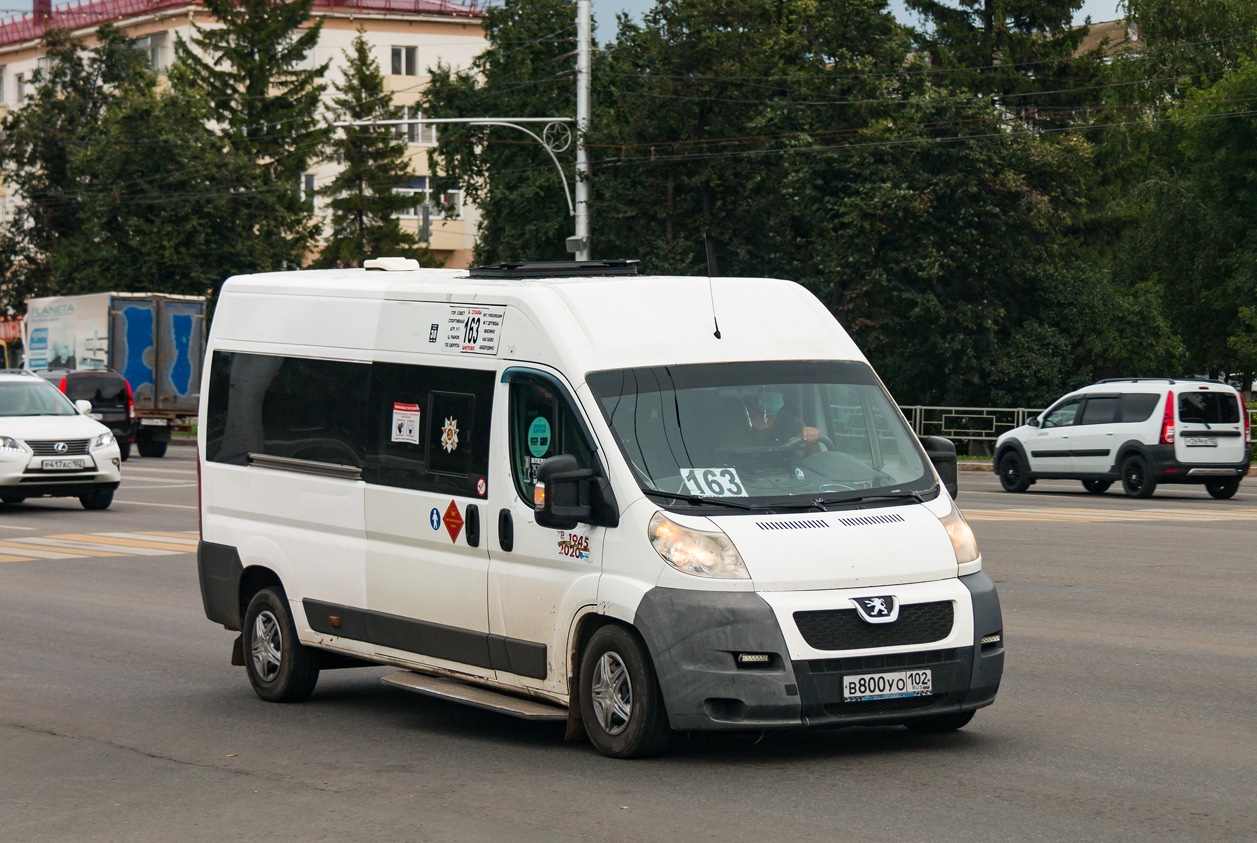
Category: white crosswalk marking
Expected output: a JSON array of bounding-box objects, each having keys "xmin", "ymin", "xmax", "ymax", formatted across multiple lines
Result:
[
  {"xmin": 963, "ymin": 506, "xmax": 1257, "ymax": 523},
  {"xmin": 0, "ymin": 531, "xmax": 198, "ymax": 564}
]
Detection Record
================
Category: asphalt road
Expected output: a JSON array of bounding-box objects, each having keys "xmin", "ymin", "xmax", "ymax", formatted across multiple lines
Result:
[{"xmin": 2, "ymin": 449, "xmax": 1254, "ymax": 842}]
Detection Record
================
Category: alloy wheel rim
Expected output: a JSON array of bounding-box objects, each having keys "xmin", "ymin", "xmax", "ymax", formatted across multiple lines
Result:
[
  {"xmin": 251, "ymin": 610, "xmax": 283, "ymax": 682},
  {"xmin": 590, "ymin": 651, "xmax": 633, "ymax": 735}
]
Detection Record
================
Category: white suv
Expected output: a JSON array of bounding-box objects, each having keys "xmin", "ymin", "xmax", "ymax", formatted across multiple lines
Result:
[
  {"xmin": 994, "ymin": 379, "xmax": 1252, "ymax": 499},
  {"xmin": 0, "ymin": 371, "xmax": 123, "ymax": 509}
]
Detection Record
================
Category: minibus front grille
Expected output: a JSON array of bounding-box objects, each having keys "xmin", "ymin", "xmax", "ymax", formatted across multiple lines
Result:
[
  {"xmin": 26, "ymin": 439, "xmax": 91, "ymax": 456},
  {"xmin": 794, "ymin": 602, "xmax": 955, "ymax": 651}
]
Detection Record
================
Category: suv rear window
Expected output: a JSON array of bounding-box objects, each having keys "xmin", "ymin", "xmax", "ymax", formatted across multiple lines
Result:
[
  {"xmin": 64, "ymin": 373, "xmax": 128, "ymax": 406},
  {"xmin": 1119, "ymin": 393, "xmax": 1160, "ymax": 423},
  {"xmin": 1178, "ymin": 391, "xmax": 1240, "ymax": 425}
]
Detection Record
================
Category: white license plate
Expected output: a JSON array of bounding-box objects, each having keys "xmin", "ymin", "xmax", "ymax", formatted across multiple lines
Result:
[
  {"xmin": 1184, "ymin": 436, "xmax": 1217, "ymax": 447},
  {"xmin": 843, "ymin": 669, "xmax": 933, "ymax": 702},
  {"xmin": 140, "ymin": 418, "xmax": 168, "ymax": 426},
  {"xmin": 42, "ymin": 459, "xmax": 86, "ymax": 471}
]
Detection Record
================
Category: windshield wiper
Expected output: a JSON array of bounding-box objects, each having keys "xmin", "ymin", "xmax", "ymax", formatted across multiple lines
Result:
[
  {"xmin": 642, "ymin": 489, "xmax": 756, "ymax": 510},
  {"xmin": 807, "ymin": 488, "xmax": 934, "ymax": 510}
]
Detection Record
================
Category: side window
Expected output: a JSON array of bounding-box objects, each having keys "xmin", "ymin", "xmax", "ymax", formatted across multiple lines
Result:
[
  {"xmin": 1118, "ymin": 393, "xmax": 1159, "ymax": 423},
  {"xmin": 204, "ymin": 351, "xmax": 369, "ymax": 467},
  {"xmin": 1079, "ymin": 396, "xmax": 1118, "ymax": 425},
  {"xmin": 365, "ymin": 362, "xmax": 493, "ymax": 497},
  {"xmin": 1041, "ymin": 397, "xmax": 1082, "ymax": 429},
  {"xmin": 509, "ymin": 375, "xmax": 595, "ymax": 506}
]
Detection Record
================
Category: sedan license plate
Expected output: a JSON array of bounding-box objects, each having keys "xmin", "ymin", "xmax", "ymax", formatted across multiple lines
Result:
[
  {"xmin": 42, "ymin": 458, "xmax": 86, "ymax": 471},
  {"xmin": 843, "ymin": 669, "xmax": 932, "ymax": 702},
  {"xmin": 1184, "ymin": 436, "xmax": 1217, "ymax": 447}
]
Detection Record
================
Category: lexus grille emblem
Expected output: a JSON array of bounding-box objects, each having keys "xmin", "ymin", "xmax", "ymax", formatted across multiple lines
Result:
[
  {"xmin": 852, "ymin": 595, "xmax": 900, "ymax": 624},
  {"xmin": 54, "ymin": 441, "xmax": 68, "ymax": 454}
]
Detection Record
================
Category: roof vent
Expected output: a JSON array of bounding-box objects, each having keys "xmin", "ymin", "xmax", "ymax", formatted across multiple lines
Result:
[
  {"xmin": 467, "ymin": 260, "xmax": 639, "ymax": 279},
  {"xmin": 364, "ymin": 257, "xmax": 421, "ymax": 271}
]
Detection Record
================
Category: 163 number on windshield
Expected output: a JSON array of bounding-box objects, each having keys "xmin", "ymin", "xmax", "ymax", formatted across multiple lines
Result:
[{"xmin": 682, "ymin": 467, "xmax": 747, "ymax": 497}]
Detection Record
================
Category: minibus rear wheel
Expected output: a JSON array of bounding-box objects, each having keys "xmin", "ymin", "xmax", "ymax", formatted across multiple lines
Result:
[
  {"xmin": 243, "ymin": 587, "xmax": 320, "ymax": 702},
  {"xmin": 578, "ymin": 625, "xmax": 672, "ymax": 759}
]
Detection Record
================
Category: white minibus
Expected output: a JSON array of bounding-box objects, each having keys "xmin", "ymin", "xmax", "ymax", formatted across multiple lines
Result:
[{"xmin": 197, "ymin": 259, "xmax": 1003, "ymax": 758}]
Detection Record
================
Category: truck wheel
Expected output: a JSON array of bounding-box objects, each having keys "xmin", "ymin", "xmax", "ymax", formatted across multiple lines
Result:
[
  {"xmin": 1205, "ymin": 477, "xmax": 1240, "ymax": 500},
  {"xmin": 79, "ymin": 489, "xmax": 114, "ymax": 510},
  {"xmin": 904, "ymin": 710, "xmax": 975, "ymax": 733},
  {"xmin": 137, "ymin": 440, "xmax": 167, "ymax": 458},
  {"xmin": 579, "ymin": 625, "xmax": 672, "ymax": 758},
  {"xmin": 1120, "ymin": 455, "xmax": 1156, "ymax": 498},
  {"xmin": 997, "ymin": 452, "xmax": 1031, "ymax": 493},
  {"xmin": 243, "ymin": 587, "xmax": 320, "ymax": 702}
]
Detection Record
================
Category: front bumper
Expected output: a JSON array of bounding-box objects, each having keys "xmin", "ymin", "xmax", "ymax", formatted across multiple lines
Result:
[
  {"xmin": 633, "ymin": 572, "xmax": 1004, "ymax": 731},
  {"xmin": 0, "ymin": 448, "xmax": 122, "ymax": 496}
]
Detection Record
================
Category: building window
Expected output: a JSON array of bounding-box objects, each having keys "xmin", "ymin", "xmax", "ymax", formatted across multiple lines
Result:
[
  {"xmin": 394, "ymin": 176, "xmax": 462, "ymax": 221},
  {"xmin": 300, "ymin": 173, "xmax": 317, "ymax": 212},
  {"xmin": 0, "ymin": 67, "xmax": 6, "ymax": 103},
  {"xmin": 391, "ymin": 46, "xmax": 417, "ymax": 76},
  {"xmin": 395, "ymin": 106, "xmax": 436, "ymax": 146},
  {"xmin": 15, "ymin": 72, "xmax": 24, "ymax": 105},
  {"xmin": 133, "ymin": 33, "xmax": 168, "ymax": 71}
]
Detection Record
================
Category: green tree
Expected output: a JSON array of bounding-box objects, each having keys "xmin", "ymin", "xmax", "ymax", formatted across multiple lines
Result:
[
  {"xmin": 172, "ymin": 0, "xmax": 330, "ymax": 277},
  {"xmin": 315, "ymin": 29, "xmax": 432, "ymax": 268},
  {"xmin": 422, "ymin": 0, "xmax": 578, "ymax": 263},
  {"xmin": 0, "ymin": 25, "xmax": 150, "ymax": 311}
]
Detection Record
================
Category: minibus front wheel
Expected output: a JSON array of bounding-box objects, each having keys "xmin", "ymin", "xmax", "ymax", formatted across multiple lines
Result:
[
  {"xmin": 578, "ymin": 624, "xmax": 672, "ymax": 759},
  {"xmin": 243, "ymin": 587, "xmax": 320, "ymax": 702}
]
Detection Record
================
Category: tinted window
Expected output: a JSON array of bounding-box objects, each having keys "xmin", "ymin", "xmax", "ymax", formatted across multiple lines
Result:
[
  {"xmin": 1119, "ymin": 393, "xmax": 1159, "ymax": 423},
  {"xmin": 1179, "ymin": 391, "xmax": 1241, "ymax": 425},
  {"xmin": 366, "ymin": 362, "xmax": 493, "ymax": 497},
  {"xmin": 204, "ymin": 351, "xmax": 369, "ymax": 467},
  {"xmin": 510, "ymin": 374, "xmax": 595, "ymax": 506},
  {"xmin": 1079, "ymin": 396, "xmax": 1117, "ymax": 425},
  {"xmin": 64, "ymin": 373, "xmax": 128, "ymax": 406}
]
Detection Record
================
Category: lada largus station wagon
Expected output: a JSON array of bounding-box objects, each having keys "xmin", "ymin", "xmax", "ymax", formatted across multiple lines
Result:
[
  {"xmin": 994, "ymin": 378, "xmax": 1252, "ymax": 499},
  {"xmin": 196, "ymin": 259, "xmax": 1005, "ymax": 758}
]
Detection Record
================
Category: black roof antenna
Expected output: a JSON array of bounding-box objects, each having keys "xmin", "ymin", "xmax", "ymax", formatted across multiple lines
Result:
[{"xmin": 704, "ymin": 233, "xmax": 722, "ymax": 339}]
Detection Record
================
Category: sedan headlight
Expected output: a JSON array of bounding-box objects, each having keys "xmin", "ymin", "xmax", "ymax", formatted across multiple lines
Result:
[
  {"xmin": 0, "ymin": 435, "xmax": 26, "ymax": 453},
  {"xmin": 91, "ymin": 432, "xmax": 115, "ymax": 450},
  {"xmin": 938, "ymin": 500, "xmax": 980, "ymax": 565},
  {"xmin": 648, "ymin": 512, "xmax": 748, "ymax": 579}
]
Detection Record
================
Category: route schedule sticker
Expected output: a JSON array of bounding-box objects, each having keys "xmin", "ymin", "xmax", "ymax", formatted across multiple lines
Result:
[{"xmin": 444, "ymin": 306, "xmax": 505, "ymax": 355}]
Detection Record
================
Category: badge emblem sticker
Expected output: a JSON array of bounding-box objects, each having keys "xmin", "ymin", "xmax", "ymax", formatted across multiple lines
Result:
[
  {"xmin": 391, "ymin": 402, "xmax": 420, "ymax": 444},
  {"xmin": 441, "ymin": 417, "xmax": 460, "ymax": 453},
  {"xmin": 429, "ymin": 507, "xmax": 441, "ymax": 531},
  {"xmin": 476, "ymin": 477, "xmax": 487, "ymax": 497},
  {"xmin": 442, "ymin": 500, "xmax": 464, "ymax": 544},
  {"xmin": 557, "ymin": 531, "xmax": 591, "ymax": 561},
  {"xmin": 851, "ymin": 595, "xmax": 899, "ymax": 624},
  {"xmin": 527, "ymin": 416, "xmax": 552, "ymax": 457}
]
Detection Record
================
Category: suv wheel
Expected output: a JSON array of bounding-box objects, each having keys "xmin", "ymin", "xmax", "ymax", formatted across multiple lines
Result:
[
  {"xmin": 1082, "ymin": 479, "xmax": 1111, "ymax": 494},
  {"xmin": 79, "ymin": 489, "xmax": 114, "ymax": 510},
  {"xmin": 1205, "ymin": 477, "xmax": 1240, "ymax": 500},
  {"xmin": 118, "ymin": 440, "xmax": 131, "ymax": 461},
  {"xmin": 998, "ymin": 452, "xmax": 1031, "ymax": 493},
  {"xmin": 1120, "ymin": 456, "xmax": 1156, "ymax": 499}
]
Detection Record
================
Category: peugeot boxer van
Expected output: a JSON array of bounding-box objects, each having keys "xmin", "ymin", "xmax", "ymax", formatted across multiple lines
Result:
[{"xmin": 196, "ymin": 259, "xmax": 1004, "ymax": 758}]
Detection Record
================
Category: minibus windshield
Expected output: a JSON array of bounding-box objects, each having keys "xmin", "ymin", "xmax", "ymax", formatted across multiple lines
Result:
[{"xmin": 586, "ymin": 361, "xmax": 934, "ymax": 509}]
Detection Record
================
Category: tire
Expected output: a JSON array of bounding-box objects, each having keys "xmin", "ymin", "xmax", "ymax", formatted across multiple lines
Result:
[
  {"xmin": 997, "ymin": 452, "xmax": 1031, "ymax": 493},
  {"xmin": 79, "ymin": 489, "xmax": 114, "ymax": 510},
  {"xmin": 1082, "ymin": 479, "xmax": 1111, "ymax": 495},
  {"xmin": 137, "ymin": 439, "xmax": 167, "ymax": 458},
  {"xmin": 242, "ymin": 587, "xmax": 320, "ymax": 702},
  {"xmin": 578, "ymin": 625, "xmax": 672, "ymax": 759},
  {"xmin": 904, "ymin": 709, "xmax": 976, "ymax": 733},
  {"xmin": 0, "ymin": 494, "xmax": 26, "ymax": 505},
  {"xmin": 118, "ymin": 441, "xmax": 131, "ymax": 461},
  {"xmin": 1205, "ymin": 477, "xmax": 1240, "ymax": 500},
  {"xmin": 1120, "ymin": 455, "xmax": 1156, "ymax": 498}
]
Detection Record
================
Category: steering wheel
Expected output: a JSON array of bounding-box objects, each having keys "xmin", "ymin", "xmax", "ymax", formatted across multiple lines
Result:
[{"xmin": 783, "ymin": 434, "xmax": 834, "ymax": 452}]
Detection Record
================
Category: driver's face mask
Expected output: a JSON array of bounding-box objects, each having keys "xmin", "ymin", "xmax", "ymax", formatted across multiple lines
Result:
[{"xmin": 757, "ymin": 392, "xmax": 785, "ymax": 418}]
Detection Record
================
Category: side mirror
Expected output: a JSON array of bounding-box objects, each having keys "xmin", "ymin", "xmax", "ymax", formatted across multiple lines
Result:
[
  {"xmin": 919, "ymin": 435, "xmax": 958, "ymax": 500},
  {"xmin": 534, "ymin": 454, "xmax": 619, "ymax": 530},
  {"xmin": 1028, "ymin": 416, "xmax": 1041, "ymax": 428},
  {"xmin": 75, "ymin": 399, "xmax": 93, "ymax": 415}
]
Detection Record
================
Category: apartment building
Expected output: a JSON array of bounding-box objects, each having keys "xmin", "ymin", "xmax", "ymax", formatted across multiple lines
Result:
[{"xmin": 0, "ymin": 0, "xmax": 486, "ymax": 267}]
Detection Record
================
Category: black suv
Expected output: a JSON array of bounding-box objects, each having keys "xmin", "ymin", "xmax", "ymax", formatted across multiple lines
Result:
[{"xmin": 36, "ymin": 368, "xmax": 136, "ymax": 460}]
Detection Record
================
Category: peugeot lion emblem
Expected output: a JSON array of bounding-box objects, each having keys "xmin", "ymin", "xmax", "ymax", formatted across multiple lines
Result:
[
  {"xmin": 852, "ymin": 595, "xmax": 899, "ymax": 624},
  {"xmin": 54, "ymin": 442, "xmax": 68, "ymax": 454}
]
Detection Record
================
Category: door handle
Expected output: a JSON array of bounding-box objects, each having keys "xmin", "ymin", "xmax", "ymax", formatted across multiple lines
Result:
[
  {"xmin": 465, "ymin": 504, "xmax": 480, "ymax": 548},
  {"xmin": 498, "ymin": 508, "xmax": 514, "ymax": 552}
]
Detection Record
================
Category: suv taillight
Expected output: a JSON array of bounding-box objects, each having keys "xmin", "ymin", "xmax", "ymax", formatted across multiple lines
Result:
[
  {"xmin": 58, "ymin": 376, "xmax": 67, "ymax": 394},
  {"xmin": 1159, "ymin": 390, "xmax": 1175, "ymax": 445},
  {"xmin": 1244, "ymin": 397, "xmax": 1252, "ymax": 445},
  {"xmin": 125, "ymin": 379, "xmax": 135, "ymax": 421}
]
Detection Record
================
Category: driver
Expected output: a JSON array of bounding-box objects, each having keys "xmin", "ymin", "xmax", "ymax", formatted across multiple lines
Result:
[{"xmin": 742, "ymin": 387, "xmax": 821, "ymax": 453}]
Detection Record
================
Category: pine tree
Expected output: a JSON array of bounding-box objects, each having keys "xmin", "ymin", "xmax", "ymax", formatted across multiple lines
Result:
[
  {"xmin": 315, "ymin": 29, "xmax": 432, "ymax": 269},
  {"xmin": 171, "ymin": 0, "xmax": 330, "ymax": 275}
]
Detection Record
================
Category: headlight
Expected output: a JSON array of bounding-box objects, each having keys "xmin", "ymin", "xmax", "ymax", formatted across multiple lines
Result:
[
  {"xmin": 648, "ymin": 512, "xmax": 749, "ymax": 579},
  {"xmin": 0, "ymin": 435, "xmax": 25, "ymax": 453},
  {"xmin": 938, "ymin": 500, "xmax": 980, "ymax": 565},
  {"xmin": 91, "ymin": 432, "xmax": 115, "ymax": 449}
]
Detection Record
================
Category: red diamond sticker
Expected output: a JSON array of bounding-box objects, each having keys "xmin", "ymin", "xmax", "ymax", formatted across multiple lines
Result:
[{"xmin": 442, "ymin": 500, "xmax": 464, "ymax": 544}]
